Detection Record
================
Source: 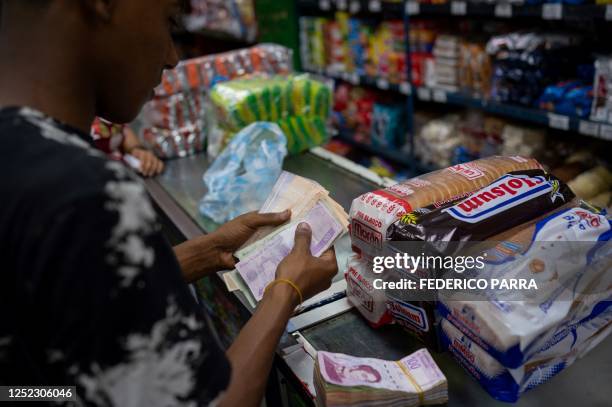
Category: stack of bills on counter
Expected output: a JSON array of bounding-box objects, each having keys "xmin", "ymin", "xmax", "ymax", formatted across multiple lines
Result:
[
  {"xmin": 314, "ymin": 349, "xmax": 448, "ymax": 407},
  {"xmin": 233, "ymin": 171, "xmax": 349, "ymax": 303}
]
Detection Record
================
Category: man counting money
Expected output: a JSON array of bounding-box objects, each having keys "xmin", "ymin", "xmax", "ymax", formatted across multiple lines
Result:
[{"xmin": 0, "ymin": 1, "xmax": 337, "ymax": 406}]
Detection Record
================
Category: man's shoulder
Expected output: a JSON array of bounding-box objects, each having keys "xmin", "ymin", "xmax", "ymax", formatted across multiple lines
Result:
[{"xmin": 0, "ymin": 108, "xmax": 151, "ymax": 217}]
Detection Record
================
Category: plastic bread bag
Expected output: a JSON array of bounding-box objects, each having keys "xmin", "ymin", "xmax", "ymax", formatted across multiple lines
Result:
[
  {"xmin": 208, "ymin": 74, "xmax": 333, "ymax": 156},
  {"xmin": 345, "ymin": 255, "xmax": 393, "ymax": 328},
  {"xmin": 387, "ymin": 170, "xmax": 576, "ymax": 254},
  {"xmin": 349, "ymin": 156, "xmax": 542, "ymax": 260},
  {"xmin": 437, "ymin": 203, "xmax": 612, "ymax": 369},
  {"xmin": 199, "ymin": 122, "xmax": 287, "ymax": 224},
  {"xmin": 439, "ymin": 317, "xmax": 612, "ymax": 402}
]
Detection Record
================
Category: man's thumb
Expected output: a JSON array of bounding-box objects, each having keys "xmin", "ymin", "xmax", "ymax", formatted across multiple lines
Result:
[{"xmin": 292, "ymin": 222, "xmax": 312, "ymax": 255}]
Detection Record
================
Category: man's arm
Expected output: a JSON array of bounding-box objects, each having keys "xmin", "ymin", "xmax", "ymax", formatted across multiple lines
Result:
[
  {"xmin": 173, "ymin": 234, "xmax": 223, "ymax": 283},
  {"xmin": 219, "ymin": 223, "xmax": 338, "ymax": 407}
]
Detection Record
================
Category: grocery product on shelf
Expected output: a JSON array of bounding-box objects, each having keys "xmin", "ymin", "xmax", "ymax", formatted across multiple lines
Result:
[
  {"xmin": 349, "ymin": 156, "xmax": 542, "ymax": 259},
  {"xmin": 414, "ymin": 114, "xmax": 461, "ymax": 168},
  {"xmin": 333, "ymin": 83, "xmax": 407, "ymax": 149},
  {"xmin": 486, "ymin": 32, "xmax": 584, "ymax": 108},
  {"xmin": 567, "ymin": 165, "xmax": 612, "ymax": 200},
  {"xmin": 538, "ymin": 80, "xmax": 593, "ymax": 118},
  {"xmin": 208, "ymin": 74, "xmax": 333, "ymax": 155},
  {"xmin": 438, "ymin": 203, "xmax": 612, "ymax": 401},
  {"xmin": 591, "ymin": 56, "xmax": 612, "ymax": 124},
  {"xmin": 500, "ymin": 124, "xmax": 547, "ymax": 159},
  {"xmin": 314, "ymin": 349, "xmax": 448, "ymax": 407},
  {"xmin": 299, "ymin": 14, "xmax": 408, "ymax": 84},
  {"xmin": 458, "ymin": 40, "xmax": 491, "ymax": 98},
  {"xmin": 432, "ymin": 35, "xmax": 460, "ymax": 92},
  {"xmin": 183, "ymin": 0, "xmax": 257, "ymax": 42}
]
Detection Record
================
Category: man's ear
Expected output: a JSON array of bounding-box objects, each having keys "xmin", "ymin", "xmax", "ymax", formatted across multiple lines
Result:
[{"xmin": 80, "ymin": 0, "xmax": 117, "ymax": 22}]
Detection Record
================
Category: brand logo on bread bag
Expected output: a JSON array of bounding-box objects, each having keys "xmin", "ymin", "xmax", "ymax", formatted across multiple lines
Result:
[
  {"xmin": 444, "ymin": 174, "xmax": 552, "ymax": 224},
  {"xmin": 387, "ymin": 301, "xmax": 429, "ymax": 331},
  {"xmin": 352, "ymin": 219, "xmax": 383, "ymax": 248},
  {"xmin": 447, "ymin": 163, "xmax": 485, "ymax": 180},
  {"xmin": 347, "ymin": 272, "xmax": 375, "ymax": 312},
  {"xmin": 452, "ymin": 337, "xmax": 476, "ymax": 364}
]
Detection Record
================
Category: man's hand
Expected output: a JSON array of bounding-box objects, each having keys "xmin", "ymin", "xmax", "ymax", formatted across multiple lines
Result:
[
  {"xmin": 130, "ymin": 147, "xmax": 164, "ymax": 177},
  {"xmin": 273, "ymin": 222, "xmax": 338, "ymax": 304},
  {"xmin": 209, "ymin": 210, "xmax": 291, "ymax": 270}
]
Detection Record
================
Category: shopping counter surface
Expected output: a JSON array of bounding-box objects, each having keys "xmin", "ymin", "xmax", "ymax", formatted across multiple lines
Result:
[{"xmin": 145, "ymin": 150, "xmax": 612, "ymax": 407}]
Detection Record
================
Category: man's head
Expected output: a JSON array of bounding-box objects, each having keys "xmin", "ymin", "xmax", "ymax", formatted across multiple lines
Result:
[{"xmin": 0, "ymin": 0, "xmax": 183, "ymax": 124}]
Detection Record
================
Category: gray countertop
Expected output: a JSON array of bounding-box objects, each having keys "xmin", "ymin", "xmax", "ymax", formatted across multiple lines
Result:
[{"xmin": 151, "ymin": 151, "xmax": 612, "ymax": 407}]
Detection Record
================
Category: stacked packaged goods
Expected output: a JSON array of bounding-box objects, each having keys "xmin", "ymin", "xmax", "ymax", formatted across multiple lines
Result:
[
  {"xmin": 346, "ymin": 156, "xmax": 543, "ymax": 341},
  {"xmin": 437, "ymin": 202, "xmax": 611, "ymax": 401},
  {"xmin": 140, "ymin": 44, "xmax": 293, "ymax": 158},
  {"xmin": 208, "ymin": 74, "xmax": 333, "ymax": 155},
  {"xmin": 299, "ymin": 14, "xmax": 408, "ymax": 85}
]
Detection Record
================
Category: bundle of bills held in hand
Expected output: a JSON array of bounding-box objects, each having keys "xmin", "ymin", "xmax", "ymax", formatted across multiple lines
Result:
[
  {"xmin": 314, "ymin": 349, "xmax": 448, "ymax": 407},
  {"xmin": 234, "ymin": 171, "xmax": 349, "ymax": 303}
]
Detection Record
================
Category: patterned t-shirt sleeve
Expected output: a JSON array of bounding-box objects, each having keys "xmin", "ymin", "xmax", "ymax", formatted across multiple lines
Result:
[{"xmin": 35, "ymin": 168, "xmax": 231, "ymax": 406}]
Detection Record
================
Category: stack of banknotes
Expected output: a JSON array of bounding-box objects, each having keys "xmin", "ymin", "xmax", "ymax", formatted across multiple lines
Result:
[
  {"xmin": 314, "ymin": 349, "xmax": 448, "ymax": 407},
  {"xmin": 234, "ymin": 171, "xmax": 349, "ymax": 302}
]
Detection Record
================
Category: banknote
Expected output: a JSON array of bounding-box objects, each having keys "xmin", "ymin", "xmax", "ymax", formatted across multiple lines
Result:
[
  {"xmin": 314, "ymin": 348, "xmax": 448, "ymax": 407},
  {"xmin": 236, "ymin": 200, "xmax": 345, "ymax": 301}
]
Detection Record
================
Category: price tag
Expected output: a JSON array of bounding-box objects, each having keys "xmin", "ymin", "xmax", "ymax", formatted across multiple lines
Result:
[
  {"xmin": 548, "ymin": 113, "xmax": 570, "ymax": 130},
  {"xmin": 376, "ymin": 78, "xmax": 390, "ymax": 90},
  {"xmin": 349, "ymin": 0, "xmax": 361, "ymax": 13},
  {"xmin": 578, "ymin": 121, "xmax": 600, "ymax": 137},
  {"xmin": 349, "ymin": 72, "xmax": 360, "ymax": 85},
  {"xmin": 417, "ymin": 87, "xmax": 432, "ymax": 101},
  {"xmin": 369, "ymin": 0, "xmax": 382, "ymax": 12},
  {"xmin": 337, "ymin": 0, "xmax": 348, "ymax": 11},
  {"xmin": 606, "ymin": 5, "xmax": 612, "ymax": 21},
  {"xmin": 451, "ymin": 1, "xmax": 467, "ymax": 15},
  {"xmin": 405, "ymin": 1, "xmax": 420, "ymax": 15},
  {"xmin": 400, "ymin": 82, "xmax": 412, "ymax": 95},
  {"xmin": 319, "ymin": 0, "xmax": 332, "ymax": 11},
  {"xmin": 494, "ymin": 4, "xmax": 512, "ymax": 18},
  {"xmin": 599, "ymin": 124, "xmax": 612, "ymax": 141},
  {"xmin": 432, "ymin": 89, "xmax": 447, "ymax": 103},
  {"xmin": 542, "ymin": 4, "xmax": 562, "ymax": 20}
]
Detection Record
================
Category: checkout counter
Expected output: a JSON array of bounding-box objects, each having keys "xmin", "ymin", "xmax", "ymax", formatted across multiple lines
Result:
[{"xmin": 144, "ymin": 149, "xmax": 612, "ymax": 407}]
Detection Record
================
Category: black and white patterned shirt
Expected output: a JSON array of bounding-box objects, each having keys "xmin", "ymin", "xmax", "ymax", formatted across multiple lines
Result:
[{"xmin": 0, "ymin": 107, "xmax": 230, "ymax": 406}]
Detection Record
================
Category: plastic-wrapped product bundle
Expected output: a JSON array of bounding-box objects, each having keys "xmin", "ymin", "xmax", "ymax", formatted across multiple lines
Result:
[
  {"xmin": 538, "ymin": 81, "xmax": 593, "ymax": 118},
  {"xmin": 349, "ymin": 156, "xmax": 543, "ymax": 260},
  {"xmin": 567, "ymin": 166, "xmax": 612, "ymax": 200},
  {"xmin": 156, "ymin": 44, "xmax": 293, "ymax": 97},
  {"xmin": 140, "ymin": 44, "xmax": 294, "ymax": 158},
  {"xmin": 414, "ymin": 115, "xmax": 461, "ymax": 168},
  {"xmin": 208, "ymin": 74, "xmax": 332, "ymax": 155},
  {"xmin": 500, "ymin": 124, "xmax": 547, "ymax": 159},
  {"xmin": 437, "ymin": 204, "xmax": 612, "ymax": 401},
  {"xmin": 591, "ymin": 56, "xmax": 612, "ymax": 123},
  {"xmin": 345, "ymin": 255, "xmax": 393, "ymax": 328},
  {"xmin": 432, "ymin": 35, "xmax": 460, "ymax": 92}
]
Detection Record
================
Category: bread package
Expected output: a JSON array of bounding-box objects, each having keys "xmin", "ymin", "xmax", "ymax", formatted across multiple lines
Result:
[
  {"xmin": 349, "ymin": 156, "xmax": 542, "ymax": 259},
  {"xmin": 345, "ymin": 255, "xmax": 392, "ymax": 328},
  {"xmin": 438, "ymin": 204, "xmax": 612, "ymax": 369}
]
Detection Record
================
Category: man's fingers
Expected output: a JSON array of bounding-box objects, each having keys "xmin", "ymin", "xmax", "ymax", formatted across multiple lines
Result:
[
  {"xmin": 292, "ymin": 222, "xmax": 312, "ymax": 256},
  {"xmin": 243, "ymin": 210, "xmax": 291, "ymax": 228}
]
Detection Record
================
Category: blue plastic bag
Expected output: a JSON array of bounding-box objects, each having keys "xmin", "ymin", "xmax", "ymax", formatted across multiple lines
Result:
[{"xmin": 199, "ymin": 122, "xmax": 287, "ymax": 223}]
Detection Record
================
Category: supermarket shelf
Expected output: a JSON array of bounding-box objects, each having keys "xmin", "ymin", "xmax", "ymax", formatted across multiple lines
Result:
[
  {"xmin": 297, "ymin": 0, "xmax": 405, "ymax": 15},
  {"xmin": 304, "ymin": 67, "xmax": 411, "ymax": 95},
  {"xmin": 305, "ymin": 66, "xmax": 612, "ymax": 141},
  {"xmin": 334, "ymin": 131, "xmax": 438, "ymax": 174},
  {"xmin": 413, "ymin": 86, "xmax": 612, "ymax": 141},
  {"xmin": 405, "ymin": 2, "xmax": 611, "ymax": 22},
  {"xmin": 297, "ymin": 0, "xmax": 612, "ymax": 22}
]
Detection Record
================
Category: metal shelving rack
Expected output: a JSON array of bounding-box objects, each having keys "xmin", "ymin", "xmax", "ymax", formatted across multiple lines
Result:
[{"xmin": 296, "ymin": 0, "xmax": 612, "ymax": 174}]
